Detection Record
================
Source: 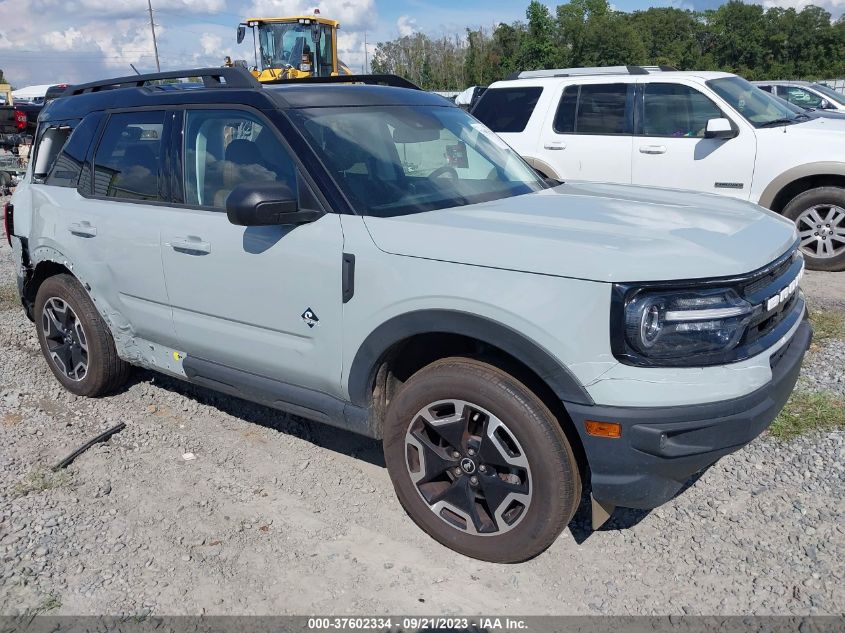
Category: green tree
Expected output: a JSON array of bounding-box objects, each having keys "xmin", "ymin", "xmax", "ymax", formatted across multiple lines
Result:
[{"xmin": 519, "ymin": 1, "xmax": 557, "ymax": 70}]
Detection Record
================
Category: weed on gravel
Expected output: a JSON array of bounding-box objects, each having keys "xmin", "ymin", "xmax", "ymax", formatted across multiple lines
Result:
[
  {"xmin": 12, "ymin": 469, "xmax": 71, "ymax": 498},
  {"xmin": 770, "ymin": 390, "xmax": 845, "ymax": 440},
  {"xmin": 0, "ymin": 283, "xmax": 18, "ymax": 310},
  {"xmin": 808, "ymin": 308, "xmax": 845, "ymax": 346}
]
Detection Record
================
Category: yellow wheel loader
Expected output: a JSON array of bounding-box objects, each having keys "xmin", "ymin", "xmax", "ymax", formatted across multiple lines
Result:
[{"xmin": 229, "ymin": 10, "xmax": 352, "ymax": 83}]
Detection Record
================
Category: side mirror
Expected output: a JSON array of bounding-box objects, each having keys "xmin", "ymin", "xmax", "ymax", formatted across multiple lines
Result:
[
  {"xmin": 226, "ymin": 182, "xmax": 322, "ymax": 226},
  {"xmin": 704, "ymin": 118, "xmax": 736, "ymax": 140},
  {"xmin": 236, "ymin": 24, "xmax": 246, "ymax": 44},
  {"xmin": 819, "ymin": 99, "xmax": 831, "ymax": 110}
]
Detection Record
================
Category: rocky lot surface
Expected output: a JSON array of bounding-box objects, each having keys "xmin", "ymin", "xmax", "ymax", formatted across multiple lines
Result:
[{"xmin": 0, "ymin": 194, "xmax": 843, "ymax": 616}]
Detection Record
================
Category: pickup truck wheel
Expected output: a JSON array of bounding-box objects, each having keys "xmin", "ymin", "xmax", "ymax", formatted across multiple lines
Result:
[
  {"xmin": 383, "ymin": 358, "xmax": 581, "ymax": 562},
  {"xmin": 783, "ymin": 187, "xmax": 845, "ymax": 271},
  {"xmin": 34, "ymin": 274, "xmax": 131, "ymax": 397}
]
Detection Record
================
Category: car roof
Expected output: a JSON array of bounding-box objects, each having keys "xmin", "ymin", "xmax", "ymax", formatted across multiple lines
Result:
[
  {"xmin": 487, "ymin": 70, "xmax": 736, "ymax": 89},
  {"xmin": 39, "ymin": 81, "xmax": 453, "ymax": 123}
]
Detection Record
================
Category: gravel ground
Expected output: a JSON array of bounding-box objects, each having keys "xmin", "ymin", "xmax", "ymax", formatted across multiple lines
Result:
[{"xmin": 1, "ymin": 192, "xmax": 843, "ymax": 616}]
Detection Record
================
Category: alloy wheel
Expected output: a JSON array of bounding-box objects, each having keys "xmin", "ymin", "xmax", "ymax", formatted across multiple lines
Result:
[
  {"xmin": 41, "ymin": 297, "xmax": 89, "ymax": 381},
  {"xmin": 796, "ymin": 204, "xmax": 845, "ymax": 259},
  {"xmin": 404, "ymin": 399, "xmax": 532, "ymax": 536}
]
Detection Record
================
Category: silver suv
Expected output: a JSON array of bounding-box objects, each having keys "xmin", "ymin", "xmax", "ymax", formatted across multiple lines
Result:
[{"xmin": 4, "ymin": 68, "xmax": 811, "ymax": 562}]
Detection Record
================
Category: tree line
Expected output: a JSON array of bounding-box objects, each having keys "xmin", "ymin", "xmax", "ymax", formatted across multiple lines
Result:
[{"xmin": 371, "ymin": 0, "xmax": 845, "ymax": 90}]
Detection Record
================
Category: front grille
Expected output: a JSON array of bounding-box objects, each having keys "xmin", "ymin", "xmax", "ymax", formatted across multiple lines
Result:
[
  {"xmin": 739, "ymin": 246, "xmax": 803, "ymax": 348},
  {"xmin": 742, "ymin": 255, "xmax": 793, "ymax": 297}
]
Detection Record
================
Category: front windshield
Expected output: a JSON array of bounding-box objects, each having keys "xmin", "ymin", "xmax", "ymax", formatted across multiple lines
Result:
[
  {"xmin": 257, "ymin": 22, "xmax": 333, "ymax": 75},
  {"xmin": 287, "ymin": 105, "xmax": 546, "ymax": 217},
  {"xmin": 707, "ymin": 76, "xmax": 802, "ymax": 127},
  {"xmin": 811, "ymin": 83, "xmax": 845, "ymax": 107}
]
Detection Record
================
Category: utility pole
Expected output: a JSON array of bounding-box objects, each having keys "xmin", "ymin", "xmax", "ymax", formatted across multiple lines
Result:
[
  {"xmin": 147, "ymin": 0, "xmax": 161, "ymax": 72},
  {"xmin": 364, "ymin": 31, "xmax": 368, "ymax": 74}
]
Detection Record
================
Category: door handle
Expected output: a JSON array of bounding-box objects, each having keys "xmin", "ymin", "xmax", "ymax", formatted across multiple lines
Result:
[
  {"xmin": 68, "ymin": 221, "xmax": 97, "ymax": 237},
  {"xmin": 170, "ymin": 236, "xmax": 211, "ymax": 254},
  {"xmin": 639, "ymin": 145, "xmax": 667, "ymax": 155},
  {"xmin": 544, "ymin": 141, "xmax": 566, "ymax": 150}
]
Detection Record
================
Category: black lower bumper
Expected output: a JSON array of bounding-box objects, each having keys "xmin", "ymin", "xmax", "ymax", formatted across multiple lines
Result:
[{"xmin": 565, "ymin": 319, "xmax": 812, "ymax": 510}]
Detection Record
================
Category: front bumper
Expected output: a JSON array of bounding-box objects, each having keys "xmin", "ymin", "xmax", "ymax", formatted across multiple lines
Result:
[{"xmin": 565, "ymin": 318, "xmax": 812, "ymax": 510}]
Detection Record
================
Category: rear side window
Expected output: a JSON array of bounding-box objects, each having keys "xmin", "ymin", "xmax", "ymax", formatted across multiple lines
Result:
[
  {"xmin": 93, "ymin": 111, "xmax": 166, "ymax": 201},
  {"xmin": 757, "ymin": 85, "xmax": 772, "ymax": 93},
  {"xmin": 472, "ymin": 87, "xmax": 543, "ymax": 133},
  {"xmin": 45, "ymin": 114, "xmax": 101, "ymax": 188},
  {"xmin": 552, "ymin": 84, "xmax": 631, "ymax": 135}
]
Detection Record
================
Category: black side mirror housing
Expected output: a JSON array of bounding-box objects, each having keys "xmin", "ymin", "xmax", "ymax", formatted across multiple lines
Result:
[
  {"xmin": 226, "ymin": 182, "xmax": 322, "ymax": 226},
  {"xmin": 237, "ymin": 24, "xmax": 247, "ymax": 44}
]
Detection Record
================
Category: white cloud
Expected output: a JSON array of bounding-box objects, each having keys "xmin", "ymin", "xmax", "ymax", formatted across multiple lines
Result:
[
  {"xmin": 200, "ymin": 33, "xmax": 224, "ymax": 57},
  {"xmin": 396, "ymin": 15, "xmax": 417, "ymax": 37},
  {"xmin": 245, "ymin": 0, "xmax": 376, "ymax": 30},
  {"xmin": 759, "ymin": 0, "xmax": 845, "ymax": 11}
]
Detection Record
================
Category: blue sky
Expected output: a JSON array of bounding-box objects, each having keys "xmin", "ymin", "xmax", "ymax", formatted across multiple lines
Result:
[{"xmin": 0, "ymin": 0, "xmax": 839, "ymax": 88}]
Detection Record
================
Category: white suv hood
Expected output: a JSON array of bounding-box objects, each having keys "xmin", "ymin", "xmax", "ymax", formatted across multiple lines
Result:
[{"xmin": 363, "ymin": 182, "xmax": 797, "ymax": 282}]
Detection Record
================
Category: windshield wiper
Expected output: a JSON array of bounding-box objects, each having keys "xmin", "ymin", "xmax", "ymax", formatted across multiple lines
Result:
[{"xmin": 758, "ymin": 118, "xmax": 798, "ymax": 128}]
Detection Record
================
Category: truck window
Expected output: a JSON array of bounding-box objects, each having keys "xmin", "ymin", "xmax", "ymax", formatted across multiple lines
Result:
[
  {"xmin": 32, "ymin": 126, "xmax": 73, "ymax": 182},
  {"xmin": 45, "ymin": 114, "xmax": 102, "ymax": 188},
  {"xmin": 182, "ymin": 109, "xmax": 297, "ymax": 210},
  {"xmin": 472, "ymin": 87, "xmax": 543, "ymax": 133},
  {"xmin": 93, "ymin": 111, "xmax": 165, "ymax": 201},
  {"xmin": 642, "ymin": 83, "xmax": 722, "ymax": 138},
  {"xmin": 552, "ymin": 84, "xmax": 631, "ymax": 135}
]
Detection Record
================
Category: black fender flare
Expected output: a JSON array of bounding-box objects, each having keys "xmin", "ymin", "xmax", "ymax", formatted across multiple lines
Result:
[{"xmin": 346, "ymin": 309, "xmax": 593, "ymax": 409}]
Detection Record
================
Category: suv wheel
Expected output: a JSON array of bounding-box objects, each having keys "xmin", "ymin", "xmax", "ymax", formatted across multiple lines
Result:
[
  {"xmin": 383, "ymin": 358, "xmax": 581, "ymax": 562},
  {"xmin": 35, "ymin": 274, "xmax": 131, "ymax": 397},
  {"xmin": 783, "ymin": 187, "xmax": 845, "ymax": 271}
]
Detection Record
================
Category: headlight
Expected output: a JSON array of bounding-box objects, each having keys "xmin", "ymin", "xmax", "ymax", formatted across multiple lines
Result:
[{"xmin": 615, "ymin": 287, "xmax": 761, "ymax": 366}]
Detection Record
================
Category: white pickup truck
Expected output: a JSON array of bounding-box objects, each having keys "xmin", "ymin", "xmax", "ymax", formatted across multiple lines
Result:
[{"xmin": 473, "ymin": 67, "xmax": 845, "ymax": 271}]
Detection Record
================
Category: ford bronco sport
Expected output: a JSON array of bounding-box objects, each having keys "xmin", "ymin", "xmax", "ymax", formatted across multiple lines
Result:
[
  {"xmin": 474, "ymin": 66, "xmax": 845, "ymax": 272},
  {"xmin": 4, "ymin": 68, "xmax": 811, "ymax": 562}
]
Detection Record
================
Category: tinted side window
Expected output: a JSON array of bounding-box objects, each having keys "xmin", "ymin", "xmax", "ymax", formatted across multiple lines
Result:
[
  {"xmin": 472, "ymin": 87, "xmax": 543, "ymax": 133},
  {"xmin": 642, "ymin": 84, "xmax": 722, "ymax": 138},
  {"xmin": 553, "ymin": 86, "xmax": 578, "ymax": 133},
  {"xmin": 782, "ymin": 86, "xmax": 823, "ymax": 108},
  {"xmin": 46, "ymin": 114, "xmax": 101, "ymax": 188},
  {"xmin": 574, "ymin": 84, "xmax": 630, "ymax": 135},
  {"xmin": 757, "ymin": 85, "xmax": 772, "ymax": 93},
  {"xmin": 183, "ymin": 109, "xmax": 298, "ymax": 210},
  {"xmin": 93, "ymin": 111, "xmax": 166, "ymax": 201}
]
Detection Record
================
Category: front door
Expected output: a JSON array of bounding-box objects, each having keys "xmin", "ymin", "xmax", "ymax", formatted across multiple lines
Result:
[
  {"xmin": 631, "ymin": 82, "xmax": 756, "ymax": 199},
  {"xmin": 159, "ymin": 107, "xmax": 345, "ymax": 397}
]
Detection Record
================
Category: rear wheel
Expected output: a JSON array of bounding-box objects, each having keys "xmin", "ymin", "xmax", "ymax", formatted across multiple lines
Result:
[
  {"xmin": 35, "ymin": 274, "xmax": 131, "ymax": 397},
  {"xmin": 783, "ymin": 187, "xmax": 845, "ymax": 271},
  {"xmin": 383, "ymin": 358, "xmax": 581, "ymax": 562}
]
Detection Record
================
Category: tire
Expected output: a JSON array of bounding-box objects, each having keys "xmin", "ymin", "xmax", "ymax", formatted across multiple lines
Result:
[
  {"xmin": 383, "ymin": 357, "xmax": 581, "ymax": 562},
  {"xmin": 782, "ymin": 186, "xmax": 845, "ymax": 272},
  {"xmin": 34, "ymin": 274, "xmax": 131, "ymax": 397}
]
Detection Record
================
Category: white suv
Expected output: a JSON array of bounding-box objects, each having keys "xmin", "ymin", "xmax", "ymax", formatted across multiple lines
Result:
[{"xmin": 473, "ymin": 67, "xmax": 845, "ymax": 271}]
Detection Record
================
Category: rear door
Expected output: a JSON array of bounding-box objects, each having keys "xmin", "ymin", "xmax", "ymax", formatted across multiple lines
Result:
[
  {"xmin": 159, "ymin": 107, "xmax": 345, "ymax": 397},
  {"xmin": 535, "ymin": 81, "xmax": 634, "ymax": 184},
  {"xmin": 29, "ymin": 110, "xmax": 175, "ymax": 347},
  {"xmin": 630, "ymin": 81, "xmax": 756, "ymax": 199}
]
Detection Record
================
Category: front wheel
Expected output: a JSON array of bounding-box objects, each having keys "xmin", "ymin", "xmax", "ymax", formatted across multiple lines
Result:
[
  {"xmin": 383, "ymin": 358, "xmax": 581, "ymax": 562},
  {"xmin": 782, "ymin": 187, "xmax": 845, "ymax": 271}
]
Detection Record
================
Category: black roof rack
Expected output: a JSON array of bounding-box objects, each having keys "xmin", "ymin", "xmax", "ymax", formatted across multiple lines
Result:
[
  {"xmin": 64, "ymin": 67, "xmax": 261, "ymax": 96},
  {"xmin": 263, "ymin": 74, "xmax": 421, "ymax": 90}
]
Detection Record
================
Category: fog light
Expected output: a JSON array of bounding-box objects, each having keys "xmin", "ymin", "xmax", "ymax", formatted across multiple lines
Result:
[{"xmin": 585, "ymin": 420, "xmax": 621, "ymax": 438}]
